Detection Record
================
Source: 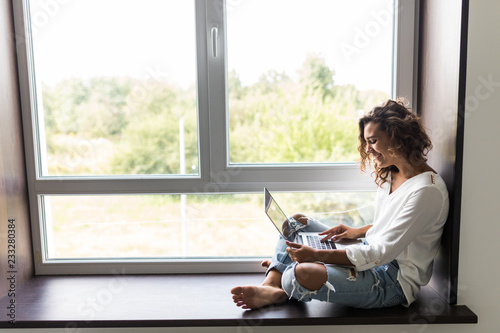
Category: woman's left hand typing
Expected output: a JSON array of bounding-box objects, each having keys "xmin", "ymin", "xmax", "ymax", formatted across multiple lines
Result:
[{"xmin": 285, "ymin": 241, "xmax": 318, "ymax": 263}]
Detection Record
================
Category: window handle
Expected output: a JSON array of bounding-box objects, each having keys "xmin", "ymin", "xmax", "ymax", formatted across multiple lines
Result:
[{"xmin": 211, "ymin": 26, "xmax": 218, "ymax": 57}]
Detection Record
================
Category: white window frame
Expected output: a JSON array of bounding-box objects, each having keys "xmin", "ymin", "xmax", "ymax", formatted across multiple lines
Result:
[{"xmin": 12, "ymin": 0, "xmax": 417, "ymax": 275}]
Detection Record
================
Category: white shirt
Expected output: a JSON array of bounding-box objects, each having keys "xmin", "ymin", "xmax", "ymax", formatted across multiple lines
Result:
[{"xmin": 346, "ymin": 171, "xmax": 449, "ymax": 306}]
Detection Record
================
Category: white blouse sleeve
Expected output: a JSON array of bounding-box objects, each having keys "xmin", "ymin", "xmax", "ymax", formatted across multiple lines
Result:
[{"xmin": 345, "ymin": 184, "xmax": 447, "ymax": 271}]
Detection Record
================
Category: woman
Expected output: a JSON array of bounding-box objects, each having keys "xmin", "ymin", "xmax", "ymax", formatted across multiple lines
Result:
[{"xmin": 231, "ymin": 99, "xmax": 449, "ymax": 309}]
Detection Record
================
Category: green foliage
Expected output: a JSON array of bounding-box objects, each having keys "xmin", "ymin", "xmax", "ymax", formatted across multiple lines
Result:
[
  {"xmin": 110, "ymin": 80, "xmax": 198, "ymax": 175},
  {"xmin": 42, "ymin": 78, "xmax": 89, "ymax": 135},
  {"xmin": 255, "ymin": 69, "xmax": 290, "ymax": 94},
  {"xmin": 111, "ymin": 112, "xmax": 197, "ymax": 175},
  {"xmin": 228, "ymin": 69, "xmax": 247, "ymax": 99},
  {"xmin": 299, "ymin": 54, "xmax": 336, "ymax": 101},
  {"xmin": 42, "ymin": 77, "xmax": 131, "ymax": 137},
  {"xmin": 228, "ymin": 55, "xmax": 388, "ymax": 164},
  {"xmin": 77, "ymin": 77, "xmax": 131, "ymax": 137},
  {"xmin": 41, "ymin": 54, "xmax": 388, "ymax": 175}
]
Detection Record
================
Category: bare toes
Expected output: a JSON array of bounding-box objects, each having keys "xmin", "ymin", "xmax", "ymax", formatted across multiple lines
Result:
[
  {"xmin": 230, "ymin": 285, "xmax": 286, "ymax": 309},
  {"xmin": 261, "ymin": 260, "xmax": 271, "ymax": 268}
]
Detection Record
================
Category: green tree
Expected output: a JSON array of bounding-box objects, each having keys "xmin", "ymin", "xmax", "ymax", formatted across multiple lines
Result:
[
  {"xmin": 76, "ymin": 77, "xmax": 132, "ymax": 137},
  {"xmin": 228, "ymin": 69, "xmax": 246, "ymax": 100},
  {"xmin": 228, "ymin": 54, "xmax": 367, "ymax": 164},
  {"xmin": 40, "ymin": 55, "xmax": 388, "ymax": 176},
  {"xmin": 111, "ymin": 80, "xmax": 198, "ymax": 175},
  {"xmin": 255, "ymin": 70, "xmax": 290, "ymax": 94},
  {"xmin": 42, "ymin": 78, "xmax": 90, "ymax": 135},
  {"xmin": 299, "ymin": 54, "xmax": 336, "ymax": 101}
]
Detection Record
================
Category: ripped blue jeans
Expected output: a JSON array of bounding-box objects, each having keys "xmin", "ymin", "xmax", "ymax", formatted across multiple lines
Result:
[{"xmin": 267, "ymin": 217, "xmax": 406, "ymax": 309}]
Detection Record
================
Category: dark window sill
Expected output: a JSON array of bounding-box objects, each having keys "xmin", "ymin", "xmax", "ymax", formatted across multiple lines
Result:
[{"xmin": 0, "ymin": 273, "xmax": 477, "ymax": 329}]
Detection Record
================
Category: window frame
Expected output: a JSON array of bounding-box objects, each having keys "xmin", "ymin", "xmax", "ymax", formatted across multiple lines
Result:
[{"xmin": 12, "ymin": 0, "xmax": 417, "ymax": 275}]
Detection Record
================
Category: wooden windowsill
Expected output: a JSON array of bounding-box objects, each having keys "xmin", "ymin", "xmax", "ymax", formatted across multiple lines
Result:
[{"xmin": 0, "ymin": 273, "xmax": 477, "ymax": 329}]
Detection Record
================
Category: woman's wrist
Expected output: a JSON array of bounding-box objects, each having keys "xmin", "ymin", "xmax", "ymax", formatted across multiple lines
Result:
[
  {"xmin": 313, "ymin": 248, "xmax": 328, "ymax": 262},
  {"xmin": 315, "ymin": 249, "xmax": 351, "ymax": 265},
  {"xmin": 356, "ymin": 224, "xmax": 373, "ymax": 238}
]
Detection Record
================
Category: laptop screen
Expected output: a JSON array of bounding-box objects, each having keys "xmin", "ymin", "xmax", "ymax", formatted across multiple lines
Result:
[{"xmin": 264, "ymin": 188, "xmax": 297, "ymax": 242}]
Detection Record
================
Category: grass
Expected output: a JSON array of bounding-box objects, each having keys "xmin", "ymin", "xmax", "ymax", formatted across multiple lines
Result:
[
  {"xmin": 45, "ymin": 192, "xmax": 375, "ymax": 259},
  {"xmin": 47, "ymin": 195, "xmax": 276, "ymax": 259}
]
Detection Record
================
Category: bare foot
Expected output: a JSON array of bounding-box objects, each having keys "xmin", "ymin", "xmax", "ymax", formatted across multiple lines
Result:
[
  {"xmin": 231, "ymin": 285, "xmax": 287, "ymax": 309},
  {"xmin": 261, "ymin": 260, "xmax": 271, "ymax": 268}
]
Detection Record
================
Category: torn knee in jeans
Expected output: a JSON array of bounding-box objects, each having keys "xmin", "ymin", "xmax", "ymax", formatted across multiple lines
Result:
[
  {"xmin": 295, "ymin": 263, "xmax": 327, "ymax": 290},
  {"xmin": 282, "ymin": 263, "xmax": 336, "ymax": 303},
  {"xmin": 290, "ymin": 213, "xmax": 309, "ymax": 226}
]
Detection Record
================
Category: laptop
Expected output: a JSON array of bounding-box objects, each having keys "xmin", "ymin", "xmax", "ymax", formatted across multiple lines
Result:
[{"xmin": 264, "ymin": 188, "xmax": 340, "ymax": 250}]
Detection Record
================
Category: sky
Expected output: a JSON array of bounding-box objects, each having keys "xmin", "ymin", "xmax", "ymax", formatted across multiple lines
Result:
[{"xmin": 29, "ymin": 0, "xmax": 394, "ymax": 94}]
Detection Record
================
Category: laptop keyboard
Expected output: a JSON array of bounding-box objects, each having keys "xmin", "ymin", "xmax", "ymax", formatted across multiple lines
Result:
[{"xmin": 306, "ymin": 235, "xmax": 336, "ymax": 250}]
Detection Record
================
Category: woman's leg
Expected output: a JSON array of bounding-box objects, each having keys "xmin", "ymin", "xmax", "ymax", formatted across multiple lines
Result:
[
  {"xmin": 281, "ymin": 260, "xmax": 406, "ymax": 309},
  {"xmin": 294, "ymin": 262, "xmax": 328, "ymax": 290},
  {"xmin": 265, "ymin": 213, "xmax": 329, "ymax": 275},
  {"xmin": 230, "ymin": 269, "xmax": 287, "ymax": 309},
  {"xmin": 231, "ymin": 213, "xmax": 326, "ymax": 309}
]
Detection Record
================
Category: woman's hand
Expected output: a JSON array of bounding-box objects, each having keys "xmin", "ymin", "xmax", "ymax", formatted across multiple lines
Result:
[
  {"xmin": 285, "ymin": 241, "xmax": 318, "ymax": 263},
  {"xmin": 318, "ymin": 224, "xmax": 365, "ymax": 242}
]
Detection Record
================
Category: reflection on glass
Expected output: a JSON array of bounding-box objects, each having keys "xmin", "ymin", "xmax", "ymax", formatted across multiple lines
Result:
[
  {"xmin": 265, "ymin": 190, "xmax": 297, "ymax": 241},
  {"xmin": 43, "ymin": 191, "xmax": 375, "ymax": 260}
]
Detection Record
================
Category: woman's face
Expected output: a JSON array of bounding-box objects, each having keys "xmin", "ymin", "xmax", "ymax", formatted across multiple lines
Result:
[{"xmin": 363, "ymin": 122, "xmax": 398, "ymax": 169}]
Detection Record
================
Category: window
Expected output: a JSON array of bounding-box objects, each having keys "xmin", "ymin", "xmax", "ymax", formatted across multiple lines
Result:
[
  {"xmin": 226, "ymin": 0, "xmax": 394, "ymax": 165},
  {"xmin": 13, "ymin": 0, "xmax": 416, "ymax": 274}
]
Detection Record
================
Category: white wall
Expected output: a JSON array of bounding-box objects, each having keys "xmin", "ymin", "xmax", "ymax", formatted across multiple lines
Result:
[
  {"xmin": 12, "ymin": 0, "xmax": 500, "ymax": 332},
  {"xmin": 453, "ymin": 0, "xmax": 500, "ymax": 332}
]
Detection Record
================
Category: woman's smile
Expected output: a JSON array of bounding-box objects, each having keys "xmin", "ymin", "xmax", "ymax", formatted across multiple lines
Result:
[{"xmin": 363, "ymin": 122, "xmax": 394, "ymax": 168}]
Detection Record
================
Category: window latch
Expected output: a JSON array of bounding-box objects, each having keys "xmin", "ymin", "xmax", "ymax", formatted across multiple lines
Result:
[{"xmin": 211, "ymin": 26, "xmax": 218, "ymax": 57}]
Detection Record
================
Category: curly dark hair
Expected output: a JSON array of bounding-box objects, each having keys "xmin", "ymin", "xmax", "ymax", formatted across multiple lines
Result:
[{"xmin": 358, "ymin": 99, "xmax": 433, "ymax": 186}]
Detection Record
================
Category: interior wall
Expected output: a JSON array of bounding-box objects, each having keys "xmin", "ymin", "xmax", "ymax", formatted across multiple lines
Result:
[
  {"xmin": 417, "ymin": 0, "xmax": 467, "ymax": 304},
  {"xmin": 0, "ymin": 0, "xmax": 34, "ymax": 298}
]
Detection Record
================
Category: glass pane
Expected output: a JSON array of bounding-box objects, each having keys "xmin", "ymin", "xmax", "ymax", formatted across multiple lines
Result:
[
  {"xmin": 42, "ymin": 192, "xmax": 374, "ymax": 260},
  {"xmin": 227, "ymin": 0, "xmax": 393, "ymax": 164},
  {"xmin": 29, "ymin": 0, "xmax": 199, "ymax": 176}
]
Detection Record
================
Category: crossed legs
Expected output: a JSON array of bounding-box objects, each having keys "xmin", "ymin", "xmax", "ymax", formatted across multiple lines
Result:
[{"xmin": 231, "ymin": 214, "xmax": 328, "ymax": 309}]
